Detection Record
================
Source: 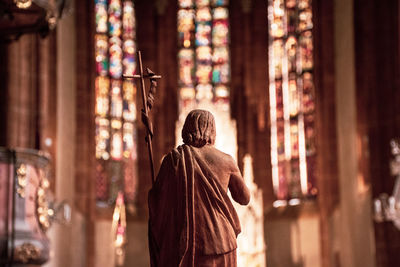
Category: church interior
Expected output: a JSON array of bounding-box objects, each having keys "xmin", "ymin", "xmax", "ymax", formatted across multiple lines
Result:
[{"xmin": 1, "ymin": 0, "xmax": 400, "ymax": 266}]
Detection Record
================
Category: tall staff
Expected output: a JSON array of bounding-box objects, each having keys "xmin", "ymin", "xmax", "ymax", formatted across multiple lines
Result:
[{"xmin": 123, "ymin": 51, "xmax": 161, "ymax": 185}]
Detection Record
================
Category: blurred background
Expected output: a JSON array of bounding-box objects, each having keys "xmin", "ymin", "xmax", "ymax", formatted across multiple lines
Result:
[{"xmin": 1, "ymin": 0, "xmax": 400, "ymax": 267}]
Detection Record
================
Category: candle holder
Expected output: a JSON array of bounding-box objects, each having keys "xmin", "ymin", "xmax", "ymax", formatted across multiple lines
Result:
[{"xmin": 373, "ymin": 139, "xmax": 400, "ymax": 230}]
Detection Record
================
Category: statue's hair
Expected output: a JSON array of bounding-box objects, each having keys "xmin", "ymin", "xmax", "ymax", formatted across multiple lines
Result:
[{"xmin": 182, "ymin": 109, "xmax": 216, "ymax": 147}]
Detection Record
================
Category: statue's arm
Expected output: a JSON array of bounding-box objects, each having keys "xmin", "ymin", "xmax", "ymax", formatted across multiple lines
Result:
[{"xmin": 228, "ymin": 169, "xmax": 250, "ymax": 205}]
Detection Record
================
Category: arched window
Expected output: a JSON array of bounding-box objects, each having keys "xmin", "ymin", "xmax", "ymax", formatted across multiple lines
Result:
[
  {"xmin": 94, "ymin": 0, "xmax": 138, "ymax": 209},
  {"xmin": 177, "ymin": 0, "xmax": 236, "ymax": 158},
  {"xmin": 268, "ymin": 0, "xmax": 316, "ymax": 203}
]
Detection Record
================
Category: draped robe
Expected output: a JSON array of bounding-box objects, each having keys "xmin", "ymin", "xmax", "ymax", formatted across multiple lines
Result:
[{"xmin": 148, "ymin": 145, "xmax": 241, "ymax": 267}]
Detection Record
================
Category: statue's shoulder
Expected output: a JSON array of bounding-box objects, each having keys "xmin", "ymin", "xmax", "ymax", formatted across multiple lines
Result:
[
  {"xmin": 211, "ymin": 146, "xmax": 233, "ymax": 160},
  {"xmin": 166, "ymin": 146, "xmax": 184, "ymax": 166},
  {"xmin": 205, "ymin": 146, "xmax": 238, "ymax": 171}
]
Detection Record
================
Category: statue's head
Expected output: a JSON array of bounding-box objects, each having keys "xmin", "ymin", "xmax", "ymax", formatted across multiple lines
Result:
[{"xmin": 182, "ymin": 109, "xmax": 216, "ymax": 147}]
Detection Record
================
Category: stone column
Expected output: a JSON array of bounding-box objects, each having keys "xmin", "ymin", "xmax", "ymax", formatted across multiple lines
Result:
[
  {"xmin": 45, "ymin": 2, "xmax": 83, "ymax": 267},
  {"xmin": 334, "ymin": 0, "xmax": 376, "ymax": 266}
]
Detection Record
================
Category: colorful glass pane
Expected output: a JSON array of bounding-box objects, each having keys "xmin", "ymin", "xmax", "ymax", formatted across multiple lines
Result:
[
  {"xmin": 122, "ymin": 81, "xmax": 136, "ymax": 121},
  {"xmin": 178, "ymin": 9, "xmax": 195, "ymax": 48},
  {"xmin": 212, "ymin": 63, "xmax": 229, "ymax": 83},
  {"xmin": 268, "ymin": 0, "xmax": 316, "ymax": 200},
  {"xmin": 196, "ymin": 0, "xmax": 210, "ymax": 7},
  {"xmin": 215, "ymin": 84, "xmax": 229, "ymax": 98},
  {"xmin": 96, "ymin": 117, "xmax": 110, "ymax": 160},
  {"xmin": 300, "ymin": 31, "xmax": 313, "ymax": 70},
  {"xmin": 109, "ymin": 36, "xmax": 123, "ymax": 78},
  {"xmin": 111, "ymin": 132, "xmax": 123, "ymax": 160},
  {"xmin": 180, "ymin": 87, "xmax": 196, "ymax": 109},
  {"xmin": 196, "ymin": 46, "xmax": 212, "ymax": 62},
  {"xmin": 275, "ymin": 80, "xmax": 284, "ymax": 120},
  {"xmin": 179, "ymin": 0, "xmax": 194, "ymax": 8},
  {"xmin": 179, "ymin": 49, "xmax": 195, "ymax": 85},
  {"xmin": 270, "ymin": 16, "xmax": 284, "ymax": 38},
  {"xmin": 288, "ymin": 77, "xmax": 299, "ymax": 116},
  {"xmin": 212, "ymin": 20, "xmax": 228, "ymax": 46},
  {"xmin": 290, "ymin": 120, "xmax": 299, "ymax": 158},
  {"xmin": 95, "ymin": 76, "xmax": 110, "ymax": 116},
  {"xmin": 286, "ymin": 0, "xmax": 295, "ymax": 8},
  {"xmin": 95, "ymin": 0, "xmax": 138, "ymax": 207},
  {"xmin": 298, "ymin": 0, "xmax": 311, "ymax": 9},
  {"xmin": 211, "ymin": 0, "xmax": 228, "ymax": 7},
  {"xmin": 110, "ymin": 80, "xmax": 123, "ymax": 118},
  {"xmin": 95, "ymin": 35, "xmax": 109, "ymax": 76},
  {"xmin": 213, "ymin": 7, "xmax": 228, "ymax": 19},
  {"xmin": 304, "ymin": 113, "xmax": 315, "ymax": 155},
  {"xmin": 95, "ymin": 1, "xmax": 108, "ymax": 33},
  {"xmin": 123, "ymin": 122, "xmax": 134, "ymax": 158},
  {"xmin": 212, "ymin": 47, "xmax": 228, "ymax": 63},
  {"xmin": 123, "ymin": 39, "xmax": 136, "ymax": 76},
  {"xmin": 196, "ymin": 7, "xmax": 212, "ymax": 21},
  {"xmin": 302, "ymin": 72, "xmax": 315, "ymax": 113},
  {"xmin": 195, "ymin": 83, "xmax": 213, "ymax": 101},
  {"xmin": 286, "ymin": 36, "xmax": 297, "ymax": 73},
  {"xmin": 180, "ymin": 87, "xmax": 196, "ymax": 100},
  {"xmin": 272, "ymin": 40, "xmax": 283, "ymax": 77},
  {"xmin": 277, "ymin": 121, "xmax": 285, "ymax": 160},
  {"xmin": 122, "ymin": 1, "xmax": 135, "ymax": 39},
  {"xmin": 108, "ymin": 0, "xmax": 122, "ymax": 36},
  {"xmin": 299, "ymin": 9, "xmax": 313, "ymax": 31},
  {"xmin": 195, "ymin": 22, "xmax": 212, "ymax": 46},
  {"xmin": 196, "ymin": 64, "xmax": 212, "ymax": 83}
]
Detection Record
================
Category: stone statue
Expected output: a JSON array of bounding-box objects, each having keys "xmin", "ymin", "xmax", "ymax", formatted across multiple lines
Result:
[{"xmin": 148, "ymin": 109, "xmax": 250, "ymax": 267}]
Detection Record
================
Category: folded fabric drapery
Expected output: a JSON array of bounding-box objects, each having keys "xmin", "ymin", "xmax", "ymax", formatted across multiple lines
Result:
[{"xmin": 148, "ymin": 145, "xmax": 241, "ymax": 267}]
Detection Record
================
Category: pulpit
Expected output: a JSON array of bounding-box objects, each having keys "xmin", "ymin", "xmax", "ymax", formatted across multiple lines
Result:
[{"xmin": 0, "ymin": 147, "xmax": 52, "ymax": 266}]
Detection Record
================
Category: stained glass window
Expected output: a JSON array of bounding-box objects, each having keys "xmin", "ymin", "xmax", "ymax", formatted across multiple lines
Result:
[
  {"xmin": 178, "ymin": 0, "xmax": 230, "ymax": 109},
  {"xmin": 177, "ymin": 0, "xmax": 236, "ymax": 160},
  {"xmin": 268, "ymin": 0, "xmax": 317, "ymax": 203},
  {"xmin": 95, "ymin": 0, "xmax": 138, "ymax": 209}
]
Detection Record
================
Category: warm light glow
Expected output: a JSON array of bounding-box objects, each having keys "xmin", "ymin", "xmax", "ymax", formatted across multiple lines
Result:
[
  {"xmin": 14, "ymin": 0, "xmax": 32, "ymax": 9},
  {"xmin": 288, "ymin": 198, "xmax": 301, "ymax": 206},
  {"xmin": 184, "ymin": 40, "xmax": 191, "ymax": 47},
  {"xmin": 273, "ymin": 200, "xmax": 288, "ymax": 208},
  {"xmin": 112, "ymin": 192, "xmax": 127, "ymax": 265},
  {"xmin": 115, "ymin": 234, "xmax": 124, "ymax": 247},
  {"xmin": 298, "ymin": 114, "xmax": 308, "ymax": 195},
  {"xmin": 235, "ymin": 154, "xmax": 267, "ymax": 267},
  {"xmin": 47, "ymin": 209, "xmax": 54, "ymax": 216},
  {"xmin": 113, "ymin": 211, "xmax": 120, "ymax": 221}
]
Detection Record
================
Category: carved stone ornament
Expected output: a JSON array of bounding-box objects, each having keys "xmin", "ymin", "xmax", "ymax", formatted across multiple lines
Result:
[
  {"xmin": 37, "ymin": 169, "xmax": 52, "ymax": 231},
  {"xmin": 16, "ymin": 163, "xmax": 27, "ymax": 198},
  {"xmin": 14, "ymin": 243, "xmax": 41, "ymax": 263}
]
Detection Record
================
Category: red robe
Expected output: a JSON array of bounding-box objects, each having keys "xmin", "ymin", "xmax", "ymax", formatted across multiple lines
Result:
[{"xmin": 148, "ymin": 145, "xmax": 241, "ymax": 267}]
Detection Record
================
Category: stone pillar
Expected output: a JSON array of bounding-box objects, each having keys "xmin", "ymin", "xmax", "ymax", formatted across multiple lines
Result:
[
  {"xmin": 5, "ymin": 34, "xmax": 39, "ymax": 149},
  {"xmin": 334, "ymin": 0, "xmax": 376, "ymax": 266},
  {"xmin": 45, "ymin": 2, "xmax": 83, "ymax": 267}
]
